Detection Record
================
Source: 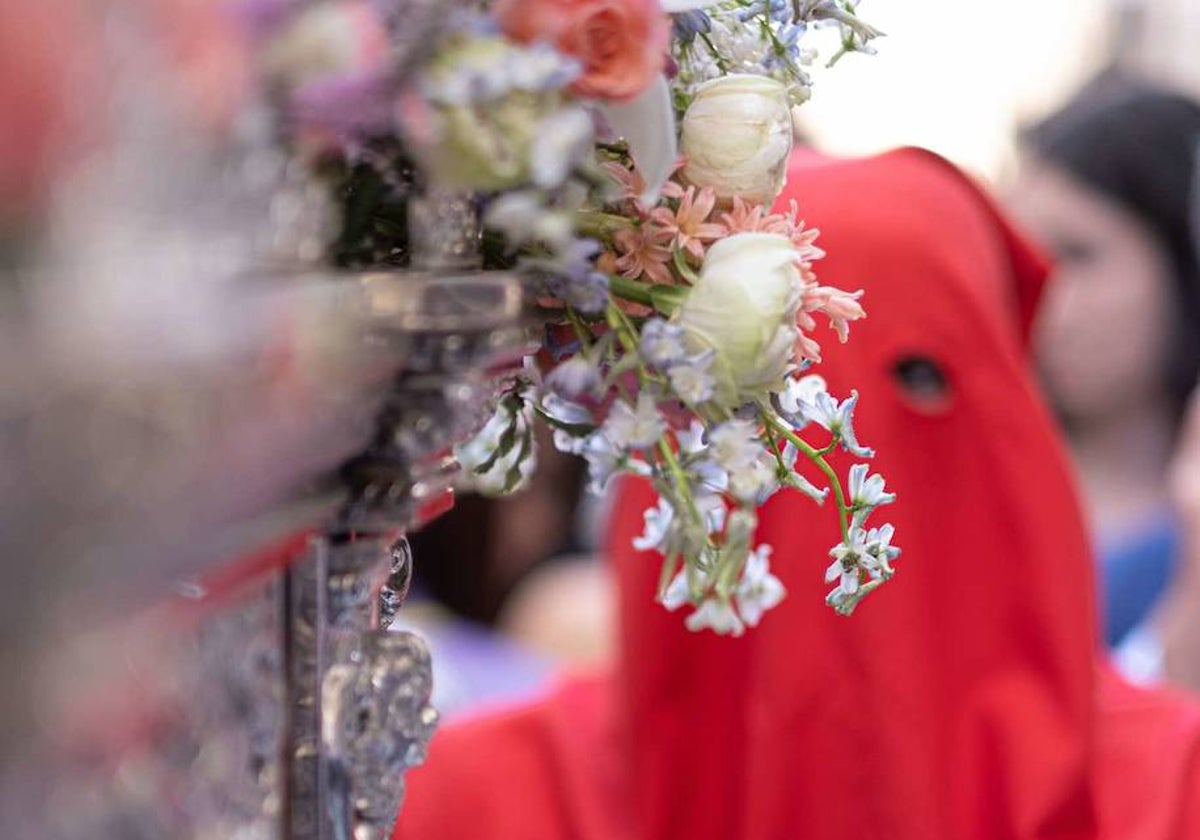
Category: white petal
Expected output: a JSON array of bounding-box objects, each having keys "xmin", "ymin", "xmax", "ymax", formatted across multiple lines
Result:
[
  {"xmin": 596, "ymin": 75, "xmax": 676, "ymax": 205},
  {"xmin": 660, "ymin": 571, "xmax": 690, "ymax": 611}
]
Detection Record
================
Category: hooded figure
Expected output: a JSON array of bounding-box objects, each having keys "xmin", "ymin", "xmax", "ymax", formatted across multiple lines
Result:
[{"xmin": 394, "ymin": 149, "xmax": 1200, "ymax": 840}]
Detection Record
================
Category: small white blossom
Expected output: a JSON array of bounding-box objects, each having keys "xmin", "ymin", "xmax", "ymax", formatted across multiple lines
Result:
[
  {"xmin": 777, "ymin": 373, "xmax": 828, "ymax": 427},
  {"xmin": 545, "ymin": 356, "xmax": 600, "ymax": 398},
  {"xmin": 808, "ymin": 389, "xmax": 874, "ymax": 457},
  {"xmin": 640, "ymin": 319, "xmax": 688, "ymax": 369},
  {"xmin": 736, "ymin": 544, "xmax": 786, "ymax": 627},
  {"xmin": 676, "ymin": 419, "xmax": 707, "ymax": 455},
  {"xmin": 863, "ymin": 522, "xmax": 900, "ymax": 580},
  {"xmin": 694, "ymin": 492, "xmax": 728, "ymax": 535},
  {"xmin": 847, "ymin": 463, "xmax": 895, "ymax": 512},
  {"xmin": 633, "ymin": 497, "xmax": 676, "ymax": 553},
  {"xmin": 581, "ymin": 434, "xmax": 620, "ymax": 492},
  {"xmin": 668, "ymin": 351, "xmax": 717, "ymax": 405},
  {"xmin": 660, "ymin": 570, "xmax": 691, "ymax": 611},
  {"xmin": 728, "ymin": 454, "xmax": 778, "ymax": 504},
  {"xmin": 708, "ymin": 419, "xmax": 760, "ymax": 473},
  {"xmin": 603, "ymin": 392, "xmax": 665, "ymax": 450},
  {"xmin": 685, "ymin": 597, "xmax": 746, "ymax": 636},
  {"xmin": 826, "ymin": 527, "xmax": 869, "ymax": 596},
  {"xmin": 779, "ymin": 442, "xmax": 830, "ymax": 502}
]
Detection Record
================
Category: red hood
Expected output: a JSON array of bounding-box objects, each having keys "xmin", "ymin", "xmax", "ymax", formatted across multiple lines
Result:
[{"xmin": 395, "ymin": 149, "xmax": 1200, "ymax": 840}]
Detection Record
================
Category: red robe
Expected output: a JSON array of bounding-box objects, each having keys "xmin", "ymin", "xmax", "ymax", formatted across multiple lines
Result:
[{"xmin": 394, "ymin": 149, "xmax": 1200, "ymax": 840}]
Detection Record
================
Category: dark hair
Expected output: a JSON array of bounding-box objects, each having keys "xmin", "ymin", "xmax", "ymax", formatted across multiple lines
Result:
[{"xmin": 1024, "ymin": 73, "xmax": 1200, "ymax": 429}]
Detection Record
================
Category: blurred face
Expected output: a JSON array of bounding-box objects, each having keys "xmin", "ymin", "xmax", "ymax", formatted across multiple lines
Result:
[{"xmin": 1009, "ymin": 158, "xmax": 1175, "ymax": 428}]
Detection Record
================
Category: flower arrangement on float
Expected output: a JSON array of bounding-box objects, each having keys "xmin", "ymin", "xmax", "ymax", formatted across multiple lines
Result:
[{"xmin": 254, "ymin": 0, "xmax": 895, "ymax": 634}]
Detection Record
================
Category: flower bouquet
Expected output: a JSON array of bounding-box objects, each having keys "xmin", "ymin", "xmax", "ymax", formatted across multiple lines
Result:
[{"xmin": 256, "ymin": 0, "xmax": 895, "ymax": 634}]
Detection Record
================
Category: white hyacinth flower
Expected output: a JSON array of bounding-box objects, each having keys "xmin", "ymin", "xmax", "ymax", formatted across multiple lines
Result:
[
  {"xmin": 863, "ymin": 523, "xmax": 901, "ymax": 580},
  {"xmin": 640, "ymin": 319, "xmax": 688, "ymax": 370},
  {"xmin": 847, "ymin": 463, "xmax": 896, "ymax": 513},
  {"xmin": 633, "ymin": 497, "xmax": 676, "ymax": 553},
  {"xmin": 708, "ymin": 419, "xmax": 761, "ymax": 473},
  {"xmin": 675, "ymin": 419, "xmax": 707, "ymax": 455},
  {"xmin": 685, "ymin": 598, "xmax": 746, "ymax": 636},
  {"xmin": 668, "ymin": 351, "xmax": 717, "ymax": 405},
  {"xmin": 660, "ymin": 570, "xmax": 692, "ymax": 611},
  {"xmin": 777, "ymin": 373, "xmax": 828, "ymax": 427},
  {"xmin": 808, "ymin": 389, "xmax": 874, "ymax": 457},
  {"xmin": 826, "ymin": 526, "xmax": 869, "ymax": 596},
  {"xmin": 545, "ymin": 356, "xmax": 600, "ymax": 399},
  {"xmin": 603, "ymin": 392, "xmax": 665, "ymax": 450},
  {"xmin": 736, "ymin": 544, "xmax": 786, "ymax": 627}
]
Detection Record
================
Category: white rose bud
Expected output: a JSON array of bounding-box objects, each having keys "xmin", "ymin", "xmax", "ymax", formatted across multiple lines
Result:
[
  {"xmin": 673, "ymin": 233, "xmax": 802, "ymax": 409},
  {"xmin": 680, "ymin": 74, "xmax": 794, "ymax": 207}
]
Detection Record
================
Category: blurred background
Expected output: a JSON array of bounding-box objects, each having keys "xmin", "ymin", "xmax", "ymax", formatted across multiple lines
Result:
[{"xmin": 798, "ymin": 0, "xmax": 1200, "ymax": 180}]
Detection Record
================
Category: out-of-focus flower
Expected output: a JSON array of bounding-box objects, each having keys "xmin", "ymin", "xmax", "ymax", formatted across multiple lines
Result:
[
  {"xmin": 530, "ymin": 107, "xmax": 595, "ymax": 187},
  {"xmin": 660, "ymin": 569, "xmax": 691, "ymax": 610},
  {"xmin": 494, "ymin": 0, "xmax": 671, "ymax": 102},
  {"xmin": 546, "ymin": 355, "xmax": 601, "ymax": 398},
  {"xmin": 640, "ymin": 318, "xmax": 688, "ymax": 369},
  {"xmin": 455, "ymin": 391, "xmax": 537, "ymax": 495},
  {"xmin": 667, "ymin": 351, "xmax": 717, "ymax": 405},
  {"xmin": 708, "ymin": 419, "xmax": 760, "ymax": 473},
  {"xmin": 406, "ymin": 36, "xmax": 584, "ymax": 191},
  {"xmin": 603, "ymin": 392, "xmax": 665, "ymax": 449},
  {"xmin": 680, "ymin": 74, "xmax": 793, "ymax": 206},
  {"xmin": 261, "ymin": 0, "xmax": 388, "ymax": 87},
  {"xmin": 685, "ymin": 597, "xmax": 745, "ymax": 636},
  {"xmin": 633, "ymin": 497, "xmax": 676, "ymax": 552},
  {"xmin": 736, "ymin": 545, "xmax": 785, "ymax": 626},
  {"xmin": 673, "ymin": 232, "xmax": 803, "ymax": 408},
  {"xmin": 650, "ymin": 185, "xmax": 726, "ymax": 261},
  {"xmin": 484, "ymin": 191, "xmax": 575, "ymax": 253}
]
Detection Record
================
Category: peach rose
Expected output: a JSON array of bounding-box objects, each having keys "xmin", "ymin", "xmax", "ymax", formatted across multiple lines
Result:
[{"xmin": 493, "ymin": 0, "xmax": 669, "ymax": 102}]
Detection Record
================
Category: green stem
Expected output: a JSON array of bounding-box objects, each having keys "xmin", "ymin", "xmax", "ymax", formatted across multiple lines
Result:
[
  {"xmin": 564, "ymin": 306, "xmax": 593, "ymax": 351},
  {"xmin": 762, "ymin": 410, "xmax": 851, "ymax": 543},
  {"xmin": 576, "ymin": 210, "xmax": 636, "ymax": 239},
  {"xmin": 658, "ymin": 437, "xmax": 704, "ymax": 525},
  {"xmin": 607, "ymin": 275, "xmax": 656, "ymax": 307},
  {"xmin": 699, "ymin": 31, "xmax": 730, "ymax": 73}
]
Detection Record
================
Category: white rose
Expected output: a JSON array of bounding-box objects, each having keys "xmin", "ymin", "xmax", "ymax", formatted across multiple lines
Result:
[
  {"xmin": 680, "ymin": 74, "xmax": 794, "ymax": 206},
  {"xmin": 673, "ymin": 233, "xmax": 802, "ymax": 409}
]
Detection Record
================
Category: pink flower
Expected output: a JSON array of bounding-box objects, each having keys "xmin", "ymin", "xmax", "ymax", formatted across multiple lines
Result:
[
  {"xmin": 494, "ymin": 0, "xmax": 670, "ymax": 102},
  {"xmin": 613, "ymin": 221, "xmax": 674, "ymax": 284},
  {"xmin": 804, "ymin": 286, "xmax": 866, "ymax": 342},
  {"xmin": 720, "ymin": 197, "xmax": 793, "ymax": 236},
  {"xmin": 602, "ymin": 159, "xmax": 684, "ymax": 216},
  {"xmin": 650, "ymin": 186, "xmax": 727, "ymax": 262}
]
